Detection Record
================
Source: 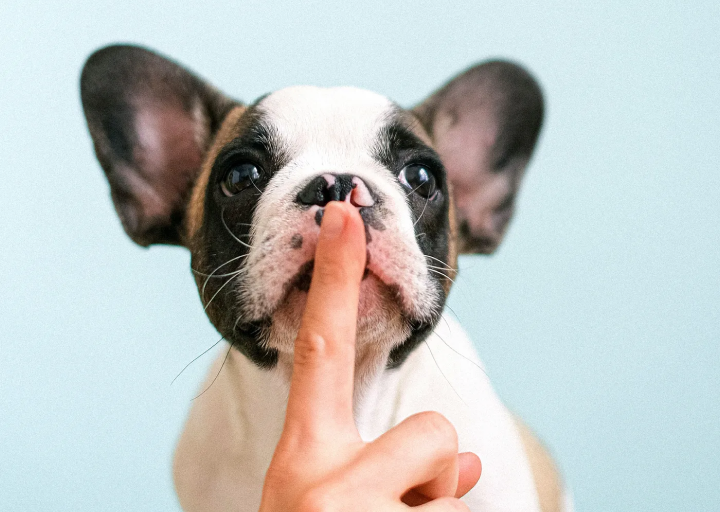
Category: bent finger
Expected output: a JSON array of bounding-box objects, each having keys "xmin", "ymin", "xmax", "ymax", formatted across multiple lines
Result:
[
  {"xmin": 455, "ymin": 452, "xmax": 482, "ymax": 498},
  {"xmin": 402, "ymin": 452, "xmax": 481, "ymax": 506},
  {"xmin": 359, "ymin": 411, "xmax": 459, "ymax": 499}
]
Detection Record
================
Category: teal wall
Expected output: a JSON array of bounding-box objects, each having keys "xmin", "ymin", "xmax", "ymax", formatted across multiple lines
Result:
[{"xmin": 1, "ymin": 1, "xmax": 718, "ymax": 510}]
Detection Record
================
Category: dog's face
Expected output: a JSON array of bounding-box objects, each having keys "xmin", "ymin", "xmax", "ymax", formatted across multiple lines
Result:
[
  {"xmin": 189, "ymin": 87, "xmax": 452, "ymax": 371},
  {"xmin": 81, "ymin": 45, "xmax": 543, "ymax": 374}
]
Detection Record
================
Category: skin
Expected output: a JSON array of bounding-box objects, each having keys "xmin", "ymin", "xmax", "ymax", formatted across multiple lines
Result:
[{"xmin": 259, "ymin": 202, "xmax": 482, "ymax": 512}]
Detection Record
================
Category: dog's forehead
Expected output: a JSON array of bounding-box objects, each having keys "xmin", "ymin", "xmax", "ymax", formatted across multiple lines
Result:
[{"xmin": 257, "ymin": 86, "xmax": 396, "ymax": 153}]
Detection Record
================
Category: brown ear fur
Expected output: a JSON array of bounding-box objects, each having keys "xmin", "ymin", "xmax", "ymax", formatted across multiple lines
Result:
[
  {"xmin": 414, "ymin": 61, "xmax": 544, "ymax": 254},
  {"xmin": 80, "ymin": 44, "xmax": 238, "ymax": 247}
]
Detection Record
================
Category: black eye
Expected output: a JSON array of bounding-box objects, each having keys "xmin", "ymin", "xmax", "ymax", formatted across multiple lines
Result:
[
  {"xmin": 398, "ymin": 164, "xmax": 437, "ymax": 199},
  {"xmin": 221, "ymin": 163, "xmax": 261, "ymax": 197}
]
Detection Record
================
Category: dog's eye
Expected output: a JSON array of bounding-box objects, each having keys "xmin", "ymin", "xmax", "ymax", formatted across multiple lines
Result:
[
  {"xmin": 398, "ymin": 164, "xmax": 437, "ymax": 199},
  {"xmin": 221, "ymin": 164, "xmax": 261, "ymax": 197}
]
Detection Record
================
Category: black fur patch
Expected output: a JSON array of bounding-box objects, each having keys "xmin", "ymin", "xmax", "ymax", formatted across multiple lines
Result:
[
  {"xmin": 290, "ymin": 233, "xmax": 303, "ymax": 249},
  {"xmin": 373, "ymin": 114, "xmax": 452, "ymax": 368},
  {"xmin": 193, "ymin": 103, "xmax": 290, "ymax": 368},
  {"xmin": 290, "ymin": 260, "xmax": 315, "ymax": 293}
]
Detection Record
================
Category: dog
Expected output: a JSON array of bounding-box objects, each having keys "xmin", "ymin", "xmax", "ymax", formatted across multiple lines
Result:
[{"xmin": 81, "ymin": 44, "xmax": 569, "ymax": 512}]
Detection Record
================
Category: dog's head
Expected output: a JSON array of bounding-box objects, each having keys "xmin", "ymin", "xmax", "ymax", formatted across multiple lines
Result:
[{"xmin": 81, "ymin": 45, "xmax": 542, "ymax": 375}]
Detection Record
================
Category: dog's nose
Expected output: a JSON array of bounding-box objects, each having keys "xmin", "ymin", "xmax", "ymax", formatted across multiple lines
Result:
[{"xmin": 296, "ymin": 173, "xmax": 375, "ymax": 208}]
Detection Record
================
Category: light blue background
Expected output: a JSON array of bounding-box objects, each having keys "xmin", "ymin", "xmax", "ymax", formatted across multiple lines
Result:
[{"xmin": 1, "ymin": 1, "xmax": 718, "ymax": 511}]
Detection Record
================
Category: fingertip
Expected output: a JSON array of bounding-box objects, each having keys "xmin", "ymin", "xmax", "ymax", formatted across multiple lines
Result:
[
  {"xmin": 319, "ymin": 201, "xmax": 348, "ymax": 240},
  {"xmin": 320, "ymin": 202, "xmax": 364, "ymax": 241},
  {"xmin": 316, "ymin": 201, "xmax": 366, "ymax": 275},
  {"xmin": 455, "ymin": 452, "xmax": 482, "ymax": 498}
]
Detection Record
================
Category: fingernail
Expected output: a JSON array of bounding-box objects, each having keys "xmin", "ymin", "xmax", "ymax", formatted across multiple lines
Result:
[{"xmin": 321, "ymin": 204, "xmax": 345, "ymax": 239}]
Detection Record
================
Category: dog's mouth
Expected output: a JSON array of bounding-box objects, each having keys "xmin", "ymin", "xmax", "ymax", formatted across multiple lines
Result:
[
  {"xmin": 254, "ymin": 253, "xmax": 411, "ymax": 356},
  {"xmin": 281, "ymin": 257, "xmax": 402, "ymax": 317}
]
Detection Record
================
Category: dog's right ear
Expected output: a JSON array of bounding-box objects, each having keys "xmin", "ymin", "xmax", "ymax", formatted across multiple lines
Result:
[{"xmin": 81, "ymin": 44, "xmax": 239, "ymax": 247}]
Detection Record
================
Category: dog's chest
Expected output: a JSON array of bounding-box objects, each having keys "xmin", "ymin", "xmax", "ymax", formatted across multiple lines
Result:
[{"xmin": 174, "ymin": 315, "xmax": 541, "ymax": 512}]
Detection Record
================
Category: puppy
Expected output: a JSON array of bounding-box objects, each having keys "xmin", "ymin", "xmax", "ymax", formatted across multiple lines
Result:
[{"xmin": 81, "ymin": 44, "xmax": 569, "ymax": 512}]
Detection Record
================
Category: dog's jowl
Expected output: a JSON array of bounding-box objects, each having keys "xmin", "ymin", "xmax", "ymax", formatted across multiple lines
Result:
[{"xmin": 81, "ymin": 44, "xmax": 569, "ymax": 512}]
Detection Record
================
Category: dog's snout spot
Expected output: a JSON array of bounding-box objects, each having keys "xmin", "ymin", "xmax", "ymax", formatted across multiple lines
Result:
[
  {"xmin": 314, "ymin": 208, "xmax": 324, "ymax": 226},
  {"xmin": 363, "ymin": 219, "xmax": 372, "ymax": 244},
  {"xmin": 291, "ymin": 260, "xmax": 314, "ymax": 292},
  {"xmin": 359, "ymin": 206, "xmax": 385, "ymax": 230},
  {"xmin": 290, "ymin": 233, "xmax": 303, "ymax": 249}
]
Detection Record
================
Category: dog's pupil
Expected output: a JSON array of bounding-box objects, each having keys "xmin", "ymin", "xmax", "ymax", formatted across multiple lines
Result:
[
  {"xmin": 404, "ymin": 165, "xmax": 436, "ymax": 198},
  {"xmin": 222, "ymin": 164, "xmax": 261, "ymax": 196}
]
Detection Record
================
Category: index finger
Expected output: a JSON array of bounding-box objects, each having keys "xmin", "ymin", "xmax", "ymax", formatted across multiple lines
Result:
[{"xmin": 284, "ymin": 201, "xmax": 367, "ymax": 439}]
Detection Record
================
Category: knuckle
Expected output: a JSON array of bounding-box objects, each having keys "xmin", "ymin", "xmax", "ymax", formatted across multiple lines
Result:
[
  {"xmin": 414, "ymin": 411, "xmax": 458, "ymax": 452},
  {"xmin": 294, "ymin": 332, "xmax": 327, "ymax": 365}
]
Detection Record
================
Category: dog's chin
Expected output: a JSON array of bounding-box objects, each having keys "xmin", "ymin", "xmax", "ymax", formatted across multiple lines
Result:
[{"xmin": 265, "ymin": 270, "xmax": 411, "ymax": 363}]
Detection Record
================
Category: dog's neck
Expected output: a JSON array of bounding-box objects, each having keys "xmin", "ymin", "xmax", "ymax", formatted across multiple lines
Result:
[
  {"xmin": 272, "ymin": 338, "xmax": 399, "ymax": 408},
  {"xmin": 216, "ymin": 342, "xmax": 392, "ymax": 446},
  {"xmin": 203, "ymin": 312, "xmax": 464, "ymax": 442}
]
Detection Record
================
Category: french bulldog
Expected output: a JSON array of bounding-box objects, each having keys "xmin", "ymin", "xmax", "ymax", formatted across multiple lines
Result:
[{"xmin": 81, "ymin": 44, "xmax": 569, "ymax": 512}]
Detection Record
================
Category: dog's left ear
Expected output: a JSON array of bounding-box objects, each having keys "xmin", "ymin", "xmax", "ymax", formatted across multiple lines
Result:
[
  {"xmin": 81, "ymin": 44, "xmax": 238, "ymax": 247},
  {"xmin": 414, "ymin": 61, "xmax": 544, "ymax": 254}
]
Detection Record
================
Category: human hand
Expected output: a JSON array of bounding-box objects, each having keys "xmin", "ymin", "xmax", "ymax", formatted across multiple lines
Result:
[{"xmin": 258, "ymin": 201, "xmax": 482, "ymax": 511}]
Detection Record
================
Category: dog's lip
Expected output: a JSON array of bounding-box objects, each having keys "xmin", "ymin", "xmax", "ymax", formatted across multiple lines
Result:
[
  {"xmin": 278, "ymin": 258, "xmax": 395, "ymax": 303},
  {"xmin": 233, "ymin": 318, "xmax": 267, "ymax": 337},
  {"xmin": 292, "ymin": 259, "xmax": 379, "ymax": 285}
]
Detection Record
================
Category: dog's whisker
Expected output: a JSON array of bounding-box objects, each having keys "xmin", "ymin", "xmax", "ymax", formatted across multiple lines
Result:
[
  {"xmin": 426, "ymin": 264, "xmax": 453, "ymax": 273},
  {"xmin": 427, "ymin": 267, "xmax": 457, "ymax": 285},
  {"xmin": 424, "ymin": 255, "xmax": 456, "ymax": 271},
  {"xmin": 423, "ymin": 340, "xmax": 468, "ymax": 407},
  {"xmin": 438, "ymin": 311, "xmax": 452, "ymax": 332},
  {"xmin": 413, "ymin": 195, "xmax": 430, "ymax": 227},
  {"xmin": 201, "ymin": 256, "xmax": 247, "ymax": 301},
  {"xmin": 193, "ymin": 253, "xmax": 247, "ymax": 277},
  {"xmin": 191, "ymin": 344, "xmax": 232, "ymax": 401},
  {"xmin": 426, "ymin": 265, "xmax": 459, "ymax": 282},
  {"xmin": 434, "ymin": 331, "xmax": 487, "ymax": 377},
  {"xmin": 405, "ymin": 182, "xmax": 424, "ymax": 197},
  {"xmin": 204, "ymin": 271, "xmax": 244, "ymax": 312},
  {"xmin": 249, "ymin": 176, "xmax": 262, "ymax": 194},
  {"xmin": 232, "ymin": 314, "xmax": 244, "ymax": 331},
  {"xmin": 443, "ymin": 303, "xmax": 461, "ymax": 322},
  {"xmin": 221, "ymin": 208, "xmax": 254, "ymax": 249},
  {"xmin": 200, "ymin": 257, "xmax": 247, "ymax": 301},
  {"xmin": 195, "ymin": 269, "xmax": 245, "ymax": 279},
  {"xmin": 171, "ymin": 336, "xmax": 225, "ymax": 385}
]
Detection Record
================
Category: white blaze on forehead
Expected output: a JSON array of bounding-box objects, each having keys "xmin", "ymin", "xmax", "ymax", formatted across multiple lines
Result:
[
  {"xmin": 249, "ymin": 85, "xmax": 403, "ymax": 251},
  {"xmin": 250, "ymin": 86, "xmax": 401, "ymax": 249},
  {"xmin": 258, "ymin": 85, "xmax": 394, "ymax": 158}
]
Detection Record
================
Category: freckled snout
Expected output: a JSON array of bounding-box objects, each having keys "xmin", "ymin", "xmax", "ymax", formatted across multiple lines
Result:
[{"xmin": 296, "ymin": 174, "xmax": 375, "ymax": 209}]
